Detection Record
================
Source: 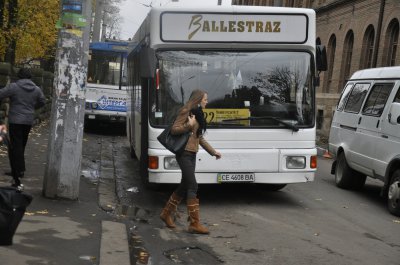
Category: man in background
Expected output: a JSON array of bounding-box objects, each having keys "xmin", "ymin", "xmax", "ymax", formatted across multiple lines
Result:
[{"xmin": 0, "ymin": 68, "xmax": 46, "ymax": 187}]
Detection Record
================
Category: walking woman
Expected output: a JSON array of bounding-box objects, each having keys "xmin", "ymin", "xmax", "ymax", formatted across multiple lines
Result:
[{"xmin": 160, "ymin": 89, "xmax": 221, "ymax": 234}]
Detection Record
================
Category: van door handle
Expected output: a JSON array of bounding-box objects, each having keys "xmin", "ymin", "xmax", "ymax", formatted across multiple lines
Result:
[
  {"xmin": 358, "ymin": 117, "xmax": 362, "ymax": 124},
  {"xmin": 381, "ymin": 135, "xmax": 388, "ymax": 139},
  {"xmin": 376, "ymin": 120, "xmax": 380, "ymax": 128}
]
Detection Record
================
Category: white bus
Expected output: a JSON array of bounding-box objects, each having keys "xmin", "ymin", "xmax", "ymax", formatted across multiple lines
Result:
[
  {"xmin": 127, "ymin": 6, "xmax": 327, "ymax": 189},
  {"xmin": 85, "ymin": 41, "xmax": 132, "ymax": 125}
]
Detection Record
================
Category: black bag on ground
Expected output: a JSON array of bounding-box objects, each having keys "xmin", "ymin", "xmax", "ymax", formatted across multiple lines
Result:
[
  {"xmin": 0, "ymin": 187, "xmax": 33, "ymax": 246},
  {"xmin": 157, "ymin": 124, "xmax": 190, "ymax": 155}
]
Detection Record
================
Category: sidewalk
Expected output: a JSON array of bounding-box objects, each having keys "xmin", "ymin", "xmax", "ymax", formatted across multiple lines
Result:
[{"xmin": 0, "ymin": 121, "xmax": 130, "ymax": 265}]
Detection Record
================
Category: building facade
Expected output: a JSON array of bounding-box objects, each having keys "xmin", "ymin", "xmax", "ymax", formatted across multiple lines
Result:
[{"xmin": 232, "ymin": 0, "xmax": 400, "ymax": 142}]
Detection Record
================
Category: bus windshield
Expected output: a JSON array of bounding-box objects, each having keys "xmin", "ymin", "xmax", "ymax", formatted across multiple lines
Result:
[
  {"xmin": 87, "ymin": 50, "xmax": 123, "ymax": 86},
  {"xmin": 150, "ymin": 50, "xmax": 314, "ymax": 128}
]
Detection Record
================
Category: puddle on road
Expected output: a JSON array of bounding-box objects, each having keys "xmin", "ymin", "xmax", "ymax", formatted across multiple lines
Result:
[
  {"xmin": 164, "ymin": 246, "xmax": 224, "ymax": 264},
  {"xmin": 129, "ymin": 231, "xmax": 152, "ymax": 265}
]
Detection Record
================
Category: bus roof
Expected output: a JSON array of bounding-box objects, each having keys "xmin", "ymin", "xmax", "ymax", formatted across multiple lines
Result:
[{"xmin": 89, "ymin": 41, "xmax": 136, "ymax": 54}]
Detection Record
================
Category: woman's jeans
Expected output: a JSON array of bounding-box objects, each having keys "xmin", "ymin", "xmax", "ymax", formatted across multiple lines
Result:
[{"xmin": 175, "ymin": 151, "xmax": 198, "ymax": 199}]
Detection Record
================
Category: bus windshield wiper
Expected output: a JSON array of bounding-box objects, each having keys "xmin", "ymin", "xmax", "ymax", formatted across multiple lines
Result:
[{"xmin": 222, "ymin": 116, "xmax": 299, "ymax": 132}]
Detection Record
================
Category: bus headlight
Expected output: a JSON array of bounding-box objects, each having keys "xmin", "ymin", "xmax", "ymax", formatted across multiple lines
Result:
[
  {"xmin": 164, "ymin": 156, "xmax": 179, "ymax": 170},
  {"xmin": 91, "ymin": 102, "xmax": 98, "ymax": 109},
  {"xmin": 286, "ymin": 156, "xmax": 306, "ymax": 169}
]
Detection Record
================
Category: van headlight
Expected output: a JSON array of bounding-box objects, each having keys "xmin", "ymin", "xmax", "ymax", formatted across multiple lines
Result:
[
  {"xmin": 91, "ymin": 102, "xmax": 98, "ymax": 109},
  {"xmin": 286, "ymin": 156, "xmax": 306, "ymax": 169},
  {"xmin": 164, "ymin": 156, "xmax": 179, "ymax": 170}
]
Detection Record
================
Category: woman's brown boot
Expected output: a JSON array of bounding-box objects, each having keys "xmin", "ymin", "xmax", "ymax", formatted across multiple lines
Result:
[
  {"xmin": 187, "ymin": 198, "xmax": 209, "ymax": 234},
  {"xmin": 160, "ymin": 193, "xmax": 182, "ymax": 228}
]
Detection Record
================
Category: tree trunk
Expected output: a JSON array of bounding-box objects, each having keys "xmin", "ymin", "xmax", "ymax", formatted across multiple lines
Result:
[
  {"xmin": 4, "ymin": 0, "xmax": 18, "ymax": 65},
  {"xmin": 0, "ymin": 0, "xmax": 5, "ymax": 28}
]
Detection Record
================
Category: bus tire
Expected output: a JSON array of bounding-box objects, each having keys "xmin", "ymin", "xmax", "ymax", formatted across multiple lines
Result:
[
  {"xmin": 335, "ymin": 152, "xmax": 366, "ymax": 190},
  {"xmin": 387, "ymin": 170, "xmax": 400, "ymax": 216}
]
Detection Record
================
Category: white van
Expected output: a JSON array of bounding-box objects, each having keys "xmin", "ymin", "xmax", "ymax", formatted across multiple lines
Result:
[{"xmin": 329, "ymin": 66, "xmax": 400, "ymax": 217}]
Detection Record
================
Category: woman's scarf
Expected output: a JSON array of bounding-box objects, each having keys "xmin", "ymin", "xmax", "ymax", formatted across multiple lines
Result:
[{"xmin": 190, "ymin": 105, "xmax": 207, "ymax": 137}]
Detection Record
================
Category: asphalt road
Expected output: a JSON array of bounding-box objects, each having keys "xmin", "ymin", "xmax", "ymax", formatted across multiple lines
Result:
[{"xmin": 84, "ymin": 123, "xmax": 400, "ymax": 265}]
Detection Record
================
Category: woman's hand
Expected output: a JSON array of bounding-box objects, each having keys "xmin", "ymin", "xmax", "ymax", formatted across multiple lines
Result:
[{"xmin": 214, "ymin": 151, "xmax": 222, "ymax": 160}]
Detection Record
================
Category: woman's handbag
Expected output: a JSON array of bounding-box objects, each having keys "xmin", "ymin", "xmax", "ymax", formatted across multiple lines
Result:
[{"xmin": 157, "ymin": 123, "xmax": 190, "ymax": 155}]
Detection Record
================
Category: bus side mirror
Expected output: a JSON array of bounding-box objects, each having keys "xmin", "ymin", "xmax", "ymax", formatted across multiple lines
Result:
[
  {"xmin": 316, "ymin": 45, "xmax": 327, "ymax": 71},
  {"xmin": 140, "ymin": 48, "xmax": 156, "ymax": 78},
  {"xmin": 388, "ymin": 102, "xmax": 400, "ymax": 125}
]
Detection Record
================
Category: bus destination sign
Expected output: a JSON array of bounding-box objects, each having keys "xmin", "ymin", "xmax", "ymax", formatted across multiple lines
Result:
[{"xmin": 160, "ymin": 13, "xmax": 308, "ymax": 43}]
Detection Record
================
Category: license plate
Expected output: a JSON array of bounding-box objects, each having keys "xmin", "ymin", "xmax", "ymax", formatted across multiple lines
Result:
[
  {"xmin": 217, "ymin": 173, "xmax": 255, "ymax": 183},
  {"xmin": 88, "ymin": 115, "xmax": 95, "ymax": 119}
]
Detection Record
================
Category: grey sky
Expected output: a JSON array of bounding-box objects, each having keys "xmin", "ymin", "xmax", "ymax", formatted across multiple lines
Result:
[{"xmin": 119, "ymin": 0, "xmax": 231, "ymax": 40}]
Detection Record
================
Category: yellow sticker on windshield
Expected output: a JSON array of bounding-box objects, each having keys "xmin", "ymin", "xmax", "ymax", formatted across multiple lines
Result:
[{"xmin": 203, "ymin": 109, "xmax": 250, "ymax": 125}]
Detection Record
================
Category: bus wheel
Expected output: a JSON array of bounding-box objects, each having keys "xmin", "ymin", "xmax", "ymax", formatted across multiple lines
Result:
[
  {"xmin": 264, "ymin": 184, "xmax": 287, "ymax": 191},
  {"xmin": 335, "ymin": 152, "xmax": 366, "ymax": 190},
  {"xmin": 387, "ymin": 170, "xmax": 400, "ymax": 216}
]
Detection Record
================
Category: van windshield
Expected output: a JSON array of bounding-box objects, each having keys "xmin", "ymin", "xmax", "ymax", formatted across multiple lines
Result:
[{"xmin": 150, "ymin": 50, "xmax": 314, "ymax": 128}]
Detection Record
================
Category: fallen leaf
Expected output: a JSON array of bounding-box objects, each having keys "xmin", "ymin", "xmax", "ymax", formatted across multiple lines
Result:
[
  {"xmin": 36, "ymin": 210, "xmax": 49, "ymax": 214},
  {"xmin": 393, "ymin": 220, "xmax": 400, "ymax": 224}
]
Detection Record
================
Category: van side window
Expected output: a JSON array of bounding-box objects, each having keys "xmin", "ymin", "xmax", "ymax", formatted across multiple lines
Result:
[
  {"xmin": 394, "ymin": 88, "xmax": 400, "ymax": 103},
  {"xmin": 362, "ymin": 83, "xmax": 394, "ymax": 116},
  {"xmin": 337, "ymin": 83, "xmax": 354, "ymax": 111},
  {"xmin": 344, "ymin": 83, "xmax": 370, "ymax": 113}
]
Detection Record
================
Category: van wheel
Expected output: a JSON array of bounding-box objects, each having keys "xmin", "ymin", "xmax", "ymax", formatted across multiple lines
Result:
[
  {"xmin": 335, "ymin": 153, "xmax": 366, "ymax": 190},
  {"xmin": 387, "ymin": 170, "xmax": 400, "ymax": 216}
]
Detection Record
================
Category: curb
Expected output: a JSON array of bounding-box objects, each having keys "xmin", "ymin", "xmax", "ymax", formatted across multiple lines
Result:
[
  {"xmin": 98, "ymin": 137, "xmax": 131, "ymax": 265},
  {"xmin": 100, "ymin": 221, "xmax": 130, "ymax": 265}
]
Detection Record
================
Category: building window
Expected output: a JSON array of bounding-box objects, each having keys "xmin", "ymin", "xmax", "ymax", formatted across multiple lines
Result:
[
  {"xmin": 360, "ymin": 25, "xmax": 375, "ymax": 69},
  {"xmin": 340, "ymin": 30, "xmax": 354, "ymax": 92},
  {"xmin": 386, "ymin": 19, "xmax": 399, "ymax": 66},
  {"xmin": 324, "ymin": 34, "xmax": 336, "ymax": 93}
]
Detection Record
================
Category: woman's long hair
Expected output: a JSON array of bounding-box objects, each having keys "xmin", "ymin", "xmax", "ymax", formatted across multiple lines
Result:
[{"xmin": 185, "ymin": 89, "xmax": 207, "ymax": 136}]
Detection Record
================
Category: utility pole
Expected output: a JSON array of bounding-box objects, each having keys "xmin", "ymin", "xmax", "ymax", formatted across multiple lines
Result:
[{"xmin": 43, "ymin": 0, "xmax": 92, "ymax": 199}]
